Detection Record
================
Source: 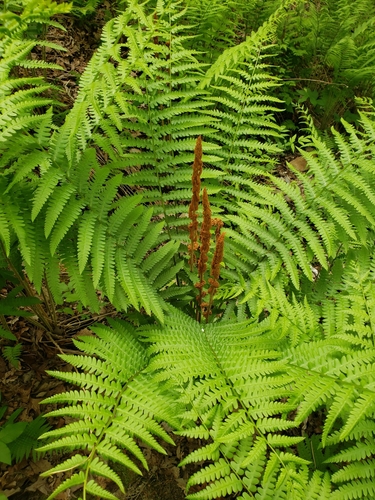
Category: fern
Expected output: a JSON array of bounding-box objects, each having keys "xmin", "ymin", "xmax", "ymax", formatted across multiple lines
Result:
[
  {"xmin": 2, "ymin": 343, "xmax": 22, "ymax": 367},
  {"xmin": 0, "ymin": 0, "xmax": 69, "ymax": 144},
  {"xmin": 271, "ymin": 0, "xmax": 375, "ymax": 128},
  {"xmin": 40, "ymin": 297, "xmax": 375, "ymax": 498},
  {"xmin": 142, "ymin": 294, "xmax": 375, "ymax": 498},
  {"xmin": 7, "ymin": 414, "xmax": 50, "ymax": 462},
  {"xmin": 221, "ymin": 109, "xmax": 375, "ymax": 314},
  {"xmin": 37, "ymin": 319, "xmax": 181, "ymax": 499},
  {"xmin": 0, "ymin": 0, "xmax": 73, "ymax": 301},
  {"xmin": 0, "ymin": 401, "xmax": 50, "ymax": 465},
  {"xmin": 2, "ymin": 0, "xmax": 375, "ymax": 498},
  {"xmin": 0, "ymin": 269, "xmax": 41, "ymax": 366},
  {"xmin": 1, "ymin": 0, "xmax": 289, "ymax": 318}
]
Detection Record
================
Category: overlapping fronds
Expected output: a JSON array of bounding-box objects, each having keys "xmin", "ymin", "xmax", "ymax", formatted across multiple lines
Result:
[
  {"xmin": 141, "ymin": 291, "xmax": 375, "ymax": 498},
  {"xmin": 3, "ymin": 0, "xmax": 375, "ymax": 498},
  {"xmin": 0, "ymin": 0, "xmax": 69, "ymax": 147},
  {"xmin": 50, "ymin": 0, "xmax": 220, "ymax": 230},
  {"xmin": 143, "ymin": 308, "xmax": 306, "ymax": 498},
  {"xmin": 38, "ymin": 319, "xmax": 181, "ymax": 499},
  {"xmin": 1, "ymin": 0, "xmax": 289, "ymax": 317},
  {"xmin": 271, "ymin": 0, "xmax": 375, "ymax": 128},
  {"xmin": 42, "ymin": 281, "xmax": 375, "ymax": 498},
  {"xmin": 37, "ymin": 146, "xmax": 179, "ymax": 319},
  {"xmin": 224, "ymin": 110, "xmax": 375, "ymax": 302}
]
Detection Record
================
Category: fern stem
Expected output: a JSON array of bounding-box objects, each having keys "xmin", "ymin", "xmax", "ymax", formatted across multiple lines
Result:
[
  {"xmin": 25, "ymin": 316, "xmax": 68, "ymax": 357},
  {"xmin": 140, "ymin": 33, "xmax": 185, "ymax": 289},
  {"xmin": 220, "ymin": 42, "xmax": 264, "ymax": 178},
  {"xmin": 41, "ymin": 276, "xmax": 57, "ymax": 327},
  {"xmin": 56, "ymin": 310, "xmax": 114, "ymax": 328},
  {"xmin": 2, "ymin": 250, "xmax": 54, "ymax": 332},
  {"xmin": 283, "ymin": 77, "xmax": 349, "ymax": 88}
]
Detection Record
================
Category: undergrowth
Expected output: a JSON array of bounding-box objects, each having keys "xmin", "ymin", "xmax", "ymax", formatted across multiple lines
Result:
[{"xmin": 1, "ymin": 0, "xmax": 375, "ymax": 499}]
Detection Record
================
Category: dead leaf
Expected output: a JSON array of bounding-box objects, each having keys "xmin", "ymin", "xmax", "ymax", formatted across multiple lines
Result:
[
  {"xmin": 29, "ymin": 459, "xmax": 52, "ymax": 475},
  {"xmin": 288, "ymin": 156, "xmax": 308, "ymax": 172},
  {"xmin": 171, "ymin": 466, "xmax": 180, "ymax": 479},
  {"xmin": 25, "ymin": 476, "xmax": 50, "ymax": 494},
  {"xmin": 2, "ymin": 488, "xmax": 21, "ymax": 497},
  {"xmin": 55, "ymin": 493, "xmax": 71, "ymax": 500},
  {"xmin": 73, "ymin": 328, "xmax": 94, "ymax": 339}
]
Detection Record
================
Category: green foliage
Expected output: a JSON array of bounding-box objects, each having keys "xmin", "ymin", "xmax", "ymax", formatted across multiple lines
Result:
[
  {"xmin": 70, "ymin": 0, "xmax": 103, "ymax": 16},
  {"xmin": 0, "ymin": 398, "xmax": 50, "ymax": 465},
  {"xmin": 271, "ymin": 0, "xmax": 375, "ymax": 128},
  {"xmin": 1, "ymin": 0, "xmax": 375, "ymax": 498},
  {"xmin": 39, "ymin": 280, "xmax": 375, "ymax": 498},
  {"xmin": 0, "ymin": 265, "xmax": 41, "ymax": 366},
  {"xmin": 37, "ymin": 319, "xmax": 180, "ymax": 499},
  {"xmin": 225, "ymin": 108, "xmax": 375, "ymax": 301}
]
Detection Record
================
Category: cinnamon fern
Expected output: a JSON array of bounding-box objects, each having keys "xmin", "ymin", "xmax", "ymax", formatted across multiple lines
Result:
[{"xmin": 2, "ymin": 0, "xmax": 375, "ymax": 499}]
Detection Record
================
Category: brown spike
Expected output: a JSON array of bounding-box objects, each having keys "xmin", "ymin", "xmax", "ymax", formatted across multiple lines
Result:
[
  {"xmin": 205, "ymin": 231, "xmax": 225, "ymax": 320},
  {"xmin": 197, "ymin": 187, "xmax": 211, "ymax": 283}
]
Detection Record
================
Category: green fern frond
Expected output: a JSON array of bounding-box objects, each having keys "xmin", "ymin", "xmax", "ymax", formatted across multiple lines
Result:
[
  {"xmin": 223, "ymin": 110, "xmax": 375, "ymax": 297},
  {"xmin": 7, "ymin": 415, "xmax": 50, "ymax": 462},
  {"xmin": 330, "ymin": 479, "xmax": 375, "ymax": 500},
  {"xmin": 322, "ymin": 386, "xmax": 355, "ymax": 447},
  {"xmin": 39, "ymin": 319, "xmax": 180, "ymax": 499},
  {"xmin": 3, "ymin": 343, "xmax": 22, "ymax": 367},
  {"xmin": 143, "ymin": 308, "xmax": 308, "ymax": 498}
]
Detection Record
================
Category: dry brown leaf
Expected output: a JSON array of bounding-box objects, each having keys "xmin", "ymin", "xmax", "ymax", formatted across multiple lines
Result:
[
  {"xmin": 25, "ymin": 476, "xmax": 50, "ymax": 494},
  {"xmin": 2, "ymin": 488, "xmax": 21, "ymax": 497},
  {"xmin": 288, "ymin": 155, "xmax": 308, "ymax": 172},
  {"xmin": 29, "ymin": 459, "xmax": 52, "ymax": 475}
]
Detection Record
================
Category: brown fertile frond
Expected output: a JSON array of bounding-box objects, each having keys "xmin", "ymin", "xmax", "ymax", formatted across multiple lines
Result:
[
  {"xmin": 205, "ymin": 231, "xmax": 225, "ymax": 321},
  {"xmin": 198, "ymin": 187, "xmax": 211, "ymax": 284},
  {"xmin": 210, "ymin": 231, "xmax": 225, "ymax": 283},
  {"xmin": 196, "ymin": 187, "xmax": 211, "ymax": 317},
  {"xmin": 212, "ymin": 218, "xmax": 224, "ymax": 241},
  {"xmin": 188, "ymin": 136, "xmax": 203, "ymax": 271}
]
